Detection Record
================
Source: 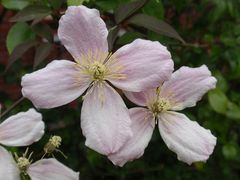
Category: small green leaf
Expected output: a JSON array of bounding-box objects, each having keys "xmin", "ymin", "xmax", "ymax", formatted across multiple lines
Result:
[
  {"xmin": 34, "ymin": 42, "xmax": 52, "ymax": 69},
  {"xmin": 117, "ymin": 32, "xmax": 145, "ymax": 45},
  {"xmin": 222, "ymin": 144, "xmax": 238, "ymax": 160},
  {"xmin": 67, "ymin": 0, "xmax": 85, "ymax": 6},
  {"xmin": 49, "ymin": 0, "xmax": 65, "ymax": 9},
  {"xmin": 10, "ymin": 5, "xmax": 51, "ymax": 22},
  {"xmin": 114, "ymin": 0, "xmax": 149, "ymax": 24},
  {"xmin": 5, "ymin": 40, "xmax": 38, "ymax": 71},
  {"xmin": 214, "ymin": 71, "xmax": 228, "ymax": 92},
  {"xmin": 226, "ymin": 102, "xmax": 240, "ymax": 120},
  {"xmin": 1, "ymin": 0, "xmax": 29, "ymax": 10},
  {"xmin": 208, "ymin": 88, "xmax": 228, "ymax": 114},
  {"xmin": 128, "ymin": 13, "xmax": 185, "ymax": 43},
  {"xmin": 6, "ymin": 22, "xmax": 35, "ymax": 53},
  {"xmin": 143, "ymin": 0, "xmax": 164, "ymax": 19}
]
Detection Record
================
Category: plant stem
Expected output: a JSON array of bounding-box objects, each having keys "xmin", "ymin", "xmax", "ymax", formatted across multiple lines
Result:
[{"xmin": 0, "ymin": 97, "xmax": 25, "ymax": 119}]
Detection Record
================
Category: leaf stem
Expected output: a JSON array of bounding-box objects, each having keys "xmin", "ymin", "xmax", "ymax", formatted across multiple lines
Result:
[{"xmin": 0, "ymin": 97, "xmax": 25, "ymax": 119}]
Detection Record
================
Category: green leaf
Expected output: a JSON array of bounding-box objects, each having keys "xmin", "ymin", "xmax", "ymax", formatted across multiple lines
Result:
[
  {"xmin": 67, "ymin": 0, "xmax": 86, "ymax": 6},
  {"xmin": 226, "ymin": 102, "xmax": 240, "ymax": 120},
  {"xmin": 208, "ymin": 88, "xmax": 228, "ymax": 114},
  {"xmin": 117, "ymin": 32, "xmax": 145, "ymax": 45},
  {"xmin": 222, "ymin": 144, "xmax": 238, "ymax": 160},
  {"xmin": 214, "ymin": 71, "xmax": 228, "ymax": 92},
  {"xmin": 1, "ymin": 0, "xmax": 29, "ymax": 10},
  {"xmin": 143, "ymin": 0, "xmax": 164, "ymax": 19},
  {"xmin": 10, "ymin": 5, "xmax": 51, "ymax": 22},
  {"xmin": 34, "ymin": 42, "xmax": 52, "ymax": 69},
  {"xmin": 5, "ymin": 40, "xmax": 38, "ymax": 71},
  {"xmin": 96, "ymin": 1, "xmax": 118, "ymax": 11},
  {"xmin": 32, "ymin": 24, "xmax": 53, "ymax": 42},
  {"xmin": 49, "ymin": 0, "xmax": 65, "ymax": 9},
  {"xmin": 128, "ymin": 13, "xmax": 185, "ymax": 43},
  {"xmin": 114, "ymin": 0, "xmax": 149, "ymax": 24},
  {"xmin": 6, "ymin": 22, "xmax": 35, "ymax": 54},
  {"xmin": 107, "ymin": 26, "xmax": 120, "ymax": 52}
]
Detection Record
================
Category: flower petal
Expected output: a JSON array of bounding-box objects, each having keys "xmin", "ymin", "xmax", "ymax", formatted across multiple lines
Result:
[
  {"xmin": 81, "ymin": 82, "xmax": 132, "ymax": 155},
  {"xmin": 108, "ymin": 107, "xmax": 154, "ymax": 167},
  {"xmin": 124, "ymin": 89, "xmax": 157, "ymax": 106},
  {"xmin": 28, "ymin": 158, "xmax": 79, "ymax": 180},
  {"xmin": 160, "ymin": 65, "xmax": 217, "ymax": 110},
  {"xmin": 21, "ymin": 60, "xmax": 90, "ymax": 109},
  {"xmin": 108, "ymin": 39, "xmax": 173, "ymax": 92},
  {"xmin": 58, "ymin": 5, "xmax": 108, "ymax": 60},
  {"xmin": 158, "ymin": 111, "xmax": 216, "ymax": 165},
  {"xmin": 0, "ymin": 146, "xmax": 20, "ymax": 180},
  {"xmin": 0, "ymin": 109, "xmax": 44, "ymax": 146}
]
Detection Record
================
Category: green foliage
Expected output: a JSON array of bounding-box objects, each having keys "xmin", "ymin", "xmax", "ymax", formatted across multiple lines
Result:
[
  {"xmin": 1, "ymin": 0, "xmax": 240, "ymax": 179},
  {"xmin": 1, "ymin": 0, "xmax": 29, "ymax": 10},
  {"xmin": 6, "ymin": 22, "xmax": 35, "ymax": 53}
]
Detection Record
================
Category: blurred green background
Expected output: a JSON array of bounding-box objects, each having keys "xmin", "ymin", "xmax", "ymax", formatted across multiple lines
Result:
[{"xmin": 0, "ymin": 0, "xmax": 240, "ymax": 179}]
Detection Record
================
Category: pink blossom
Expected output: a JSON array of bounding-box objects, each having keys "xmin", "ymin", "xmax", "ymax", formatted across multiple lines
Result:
[
  {"xmin": 0, "ymin": 108, "xmax": 44, "ymax": 147},
  {"xmin": 109, "ymin": 65, "xmax": 217, "ymax": 166},
  {"xmin": 21, "ymin": 6, "xmax": 173, "ymax": 155},
  {"xmin": 0, "ymin": 147, "xmax": 79, "ymax": 180}
]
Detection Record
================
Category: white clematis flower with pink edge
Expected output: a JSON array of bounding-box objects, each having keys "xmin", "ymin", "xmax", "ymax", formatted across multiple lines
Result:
[
  {"xmin": 21, "ymin": 6, "xmax": 173, "ymax": 156},
  {"xmin": 0, "ymin": 147, "xmax": 79, "ymax": 180},
  {"xmin": 108, "ymin": 65, "xmax": 217, "ymax": 166},
  {"xmin": 0, "ymin": 109, "xmax": 79, "ymax": 179}
]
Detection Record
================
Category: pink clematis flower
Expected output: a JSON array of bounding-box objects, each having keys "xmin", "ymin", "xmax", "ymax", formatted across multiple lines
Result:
[
  {"xmin": 21, "ymin": 6, "xmax": 173, "ymax": 155},
  {"xmin": 0, "ymin": 147, "xmax": 79, "ymax": 180},
  {"xmin": 0, "ymin": 109, "xmax": 79, "ymax": 179},
  {"xmin": 0, "ymin": 108, "xmax": 44, "ymax": 148},
  {"xmin": 108, "ymin": 65, "xmax": 217, "ymax": 166}
]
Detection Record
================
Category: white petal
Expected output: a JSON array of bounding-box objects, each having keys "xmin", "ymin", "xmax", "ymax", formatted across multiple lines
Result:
[
  {"xmin": 58, "ymin": 5, "xmax": 108, "ymax": 60},
  {"xmin": 81, "ymin": 82, "xmax": 132, "ymax": 155},
  {"xmin": 160, "ymin": 65, "xmax": 217, "ymax": 110},
  {"xmin": 124, "ymin": 89, "xmax": 157, "ymax": 106},
  {"xmin": 28, "ymin": 158, "xmax": 79, "ymax": 180},
  {"xmin": 158, "ymin": 111, "xmax": 217, "ymax": 165},
  {"xmin": 108, "ymin": 39, "xmax": 173, "ymax": 92},
  {"xmin": 21, "ymin": 60, "xmax": 90, "ymax": 109},
  {"xmin": 108, "ymin": 108, "xmax": 154, "ymax": 167},
  {"xmin": 0, "ymin": 109, "xmax": 44, "ymax": 146},
  {"xmin": 0, "ymin": 146, "xmax": 20, "ymax": 180}
]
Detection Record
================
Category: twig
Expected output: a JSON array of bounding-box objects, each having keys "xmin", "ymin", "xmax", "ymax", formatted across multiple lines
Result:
[{"xmin": 0, "ymin": 97, "xmax": 25, "ymax": 119}]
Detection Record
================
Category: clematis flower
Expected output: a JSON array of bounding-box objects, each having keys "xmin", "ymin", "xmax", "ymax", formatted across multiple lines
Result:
[
  {"xmin": 21, "ymin": 6, "xmax": 173, "ymax": 155},
  {"xmin": 0, "ymin": 108, "xmax": 43, "ymax": 178},
  {"xmin": 0, "ymin": 108, "xmax": 44, "ymax": 148},
  {"xmin": 108, "ymin": 65, "xmax": 217, "ymax": 166},
  {"xmin": 0, "ymin": 146, "xmax": 79, "ymax": 180}
]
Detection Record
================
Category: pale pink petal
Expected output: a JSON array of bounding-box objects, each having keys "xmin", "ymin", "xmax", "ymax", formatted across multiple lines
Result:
[
  {"xmin": 108, "ymin": 108, "xmax": 154, "ymax": 167},
  {"xmin": 58, "ymin": 5, "xmax": 108, "ymax": 60},
  {"xmin": 0, "ymin": 109, "xmax": 44, "ymax": 146},
  {"xmin": 108, "ymin": 39, "xmax": 173, "ymax": 92},
  {"xmin": 160, "ymin": 65, "xmax": 217, "ymax": 110},
  {"xmin": 28, "ymin": 158, "xmax": 79, "ymax": 180},
  {"xmin": 124, "ymin": 89, "xmax": 157, "ymax": 106},
  {"xmin": 81, "ymin": 82, "xmax": 132, "ymax": 155},
  {"xmin": 21, "ymin": 60, "xmax": 90, "ymax": 109},
  {"xmin": 158, "ymin": 111, "xmax": 216, "ymax": 165},
  {"xmin": 0, "ymin": 146, "xmax": 20, "ymax": 180}
]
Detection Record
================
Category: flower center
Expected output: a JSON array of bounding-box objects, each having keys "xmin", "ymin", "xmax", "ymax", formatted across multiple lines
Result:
[
  {"xmin": 17, "ymin": 157, "xmax": 30, "ymax": 173},
  {"xmin": 150, "ymin": 98, "xmax": 171, "ymax": 114},
  {"xmin": 88, "ymin": 61, "xmax": 106, "ymax": 81},
  {"xmin": 14, "ymin": 148, "xmax": 32, "ymax": 175},
  {"xmin": 44, "ymin": 135, "xmax": 62, "ymax": 154}
]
